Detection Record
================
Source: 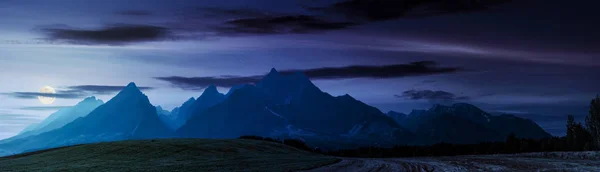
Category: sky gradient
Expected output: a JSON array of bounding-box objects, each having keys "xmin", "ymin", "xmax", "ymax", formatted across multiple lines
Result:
[{"xmin": 0, "ymin": 0, "xmax": 598, "ymax": 139}]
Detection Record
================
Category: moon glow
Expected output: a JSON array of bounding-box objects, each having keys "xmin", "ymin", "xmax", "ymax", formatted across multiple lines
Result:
[{"xmin": 38, "ymin": 86, "xmax": 56, "ymax": 104}]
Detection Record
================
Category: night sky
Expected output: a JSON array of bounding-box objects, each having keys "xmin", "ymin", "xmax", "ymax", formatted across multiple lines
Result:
[{"xmin": 0, "ymin": 0, "xmax": 598, "ymax": 139}]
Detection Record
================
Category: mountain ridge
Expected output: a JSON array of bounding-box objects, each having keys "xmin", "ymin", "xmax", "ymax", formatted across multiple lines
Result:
[
  {"xmin": 397, "ymin": 103, "xmax": 552, "ymax": 144},
  {"xmin": 3, "ymin": 96, "xmax": 104, "ymax": 142},
  {"xmin": 0, "ymin": 70, "xmax": 553, "ymax": 155},
  {"xmin": 0, "ymin": 82, "xmax": 172, "ymax": 155},
  {"xmin": 178, "ymin": 69, "xmax": 413, "ymax": 149}
]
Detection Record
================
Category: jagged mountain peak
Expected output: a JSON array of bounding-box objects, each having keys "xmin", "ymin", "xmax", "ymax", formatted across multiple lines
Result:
[
  {"xmin": 387, "ymin": 111, "xmax": 406, "ymax": 115},
  {"xmin": 201, "ymin": 85, "xmax": 220, "ymax": 96},
  {"xmin": 78, "ymin": 96, "xmax": 104, "ymax": 105},
  {"xmin": 225, "ymin": 84, "xmax": 247, "ymax": 97},
  {"xmin": 185, "ymin": 97, "xmax": 196, "ymax": 103},
  {"xmin": 121, "ymin": 82, "xmax": 142, "ymax": 93},
  {"xmin": 269, "ymin": 68, "xmax": 279, "ymax": 74},
  {"xmin": 429, "ymin": 104, "xmax": 451, "ymax": 112},
  {"xmin": 112, "ymin": 82, "xmax": 146, "ymax": 99},
  {"xmin": 82, "ymin": 96, "xmax": 98, "ymax": 101},
  {"xmin": 126, "ymin": 82, "xmax": 137, "ymax": 88},
  {"xmin": 256, "ymin": 68, "xmax": 319, "ymax": 94},
  {"xmin": 259, "ymin": 68, "xmax": 282, "ymax": 83}
]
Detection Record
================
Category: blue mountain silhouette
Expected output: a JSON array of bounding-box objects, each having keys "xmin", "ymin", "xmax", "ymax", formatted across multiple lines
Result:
[
  {"xmin": 2, "ymin": 97, "xmax": 104, "ymax": 143},
  {"xmin": 0, "ymin": 82, "xmax": 171, "ymax": 155},
  {"xmin": 0, "ymin": 69, "xmax": 553, "ymax": 155},
  {"xmin": 398, "ymin": 103, "xmax": 551, "ymax": 144},
  {"xmin": 177, "ymin": 69, "xmax": 413, "ymax": 148}
]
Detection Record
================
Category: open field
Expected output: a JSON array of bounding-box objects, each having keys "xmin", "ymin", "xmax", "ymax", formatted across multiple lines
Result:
[
  {"xmin": 307, "ymin": 152, "xmax": 600, "ymax": 172},
  {"xmin": 0, "ymin": 139, "xmax": 339, "ymax": 172},
  {"xmin": 3, "ymin": 138, "xmax": 599, "ymax": 172}
]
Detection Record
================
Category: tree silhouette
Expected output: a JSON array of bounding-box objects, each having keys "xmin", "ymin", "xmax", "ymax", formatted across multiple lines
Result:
[
  {"xmin": 567, "ymin": 115, "xmax": 576, "ymax": 148},
  {"xmin": 567, "ymin": 115, "xmax": 592, "ymax": 150},
  {"xmin": 586, "ymin": 95, "xmax": 600, "ymax": 149}
]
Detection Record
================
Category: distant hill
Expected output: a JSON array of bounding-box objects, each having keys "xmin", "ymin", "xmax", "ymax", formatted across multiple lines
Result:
[{"xmin": 0, "ymin": 139, "xmax": 338, "ymax": 172}]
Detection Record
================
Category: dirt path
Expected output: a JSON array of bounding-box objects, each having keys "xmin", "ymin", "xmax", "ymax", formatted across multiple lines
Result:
[
  {"xmin": 304, "ymin": 158, "xmax": 462, "ymax": 172},
  {"xmin": 305, "ymin": 154, "xmax": 600, "ymax": 172}
]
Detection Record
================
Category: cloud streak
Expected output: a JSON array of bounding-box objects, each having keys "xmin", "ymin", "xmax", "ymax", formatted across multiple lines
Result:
[
  {"xmin": 18, "ymin": 106, "xmax": 72, "ymax": 111},
  {"xmin": 67, "ymin": 85, "xmax": 154, "ymax": 95},
  {"xmin": 3, "ymin": 85, "xmax": 154, "ymax": 99},
  {"xmin": 38, "ymin": 24, "xmax": 173, "ymax": 45},
  {"xmin": 180, "ymin": 1, "xmax": 508, "ymax": 37},
  {"xmin": 212, "ymin": 15, "xmax": 357, "ymax": 36},
  {"xmin": 0, "ymin": 113, "xmax": 43, "ymax": 123},
  {"xmin": 154, "ymin": 76, "xmax": 262, "ymax": 90},
  {"xmin": 281, "ymin": 61, "xmax": 461, "ymax": 79},
  {"xmin": 155, "ymin": 61, "xmax": 462, "ymax": 90},
  {"xmin": 396, "ymin": 89, "xmax": 469, "ymax": 103},
  {"xmin": 118, "ymin": 10, "xmax": 153, "ymax": 16},
  {"xmin": 4, "ymin": 92, "xmax": 85, "ymax": 99},
  {"xmin": 28, "ymin": 1, "xmax": 509, "ymax": 46}
]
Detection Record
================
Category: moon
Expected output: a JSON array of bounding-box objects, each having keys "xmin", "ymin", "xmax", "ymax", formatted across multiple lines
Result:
[{"xmin": 38, "ymin": 86, "xmax": 56, "ymax": 104}]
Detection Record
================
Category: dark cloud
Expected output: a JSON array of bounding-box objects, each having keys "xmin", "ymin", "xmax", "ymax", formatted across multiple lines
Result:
[
  {"xmin": 160, "ymin": 7, "xmax": 355, "ymax": 38},
  {"xmin": 3, "ymin": 85, "xmax": 154, "ymax": 99},
  {"xmin": 18, "ymin": 106, "xmax": 72, "ymax": 111},
  {"xmin": 67, "ymin": 85, "xmax": 154, "ymax": 95},
  {"xmin": 280, "ymin": 61, "xmax": 461, "ymax": 79},
  {"xmin": 118, "ymin": 10, "xmax": 153, "ymax": 16},
  {"xmin": 312, "ymin": 0, "xmax": 511, "ymax": 21},
  {"xmin": 212, "ymin": 15, "xmax": 357, "ymax": 36},
  {"xmin": 38, "ymin": 24, "xmax": 173, "ymax": 45},
  {"xmin": 396, "ymin": 89, "xmax": 469, "ymax": 102},
  {"xmin": 189, "ymin": 1, "xmax": 507, "ymax": 37},
  {"xmin": 155, "ymin": 61, "xmax": 462, "ymax": 90},
  {"xmin": 154, "ymin": 76, "xmax": 262, "ymax": 90},
  {"xmin": 31, "ymin": 1, "xmax": 509, "ymax": 46}
]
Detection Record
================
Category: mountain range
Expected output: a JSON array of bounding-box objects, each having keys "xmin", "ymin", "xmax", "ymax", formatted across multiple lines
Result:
[
  {"xmin": 0, "ymin": 83, "xmax": 171, "ymax": 154},
  {"xmin": 390, "ymin": 103, "xmax": 551, "ymax": 144},
  {"xmin": 0, "ymin": 69, "xmax": 551, "ymax": 156}
]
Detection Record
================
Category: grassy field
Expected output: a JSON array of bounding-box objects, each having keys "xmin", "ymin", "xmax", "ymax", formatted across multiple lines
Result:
[{"xmin": 0, "ymin": 139, "xmax": 339, "ymax": 172}]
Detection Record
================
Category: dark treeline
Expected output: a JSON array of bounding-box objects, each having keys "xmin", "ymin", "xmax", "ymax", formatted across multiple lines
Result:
[{"xmin": 242, "ymin": 96, "xmax": 600, "ymax": 158}]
